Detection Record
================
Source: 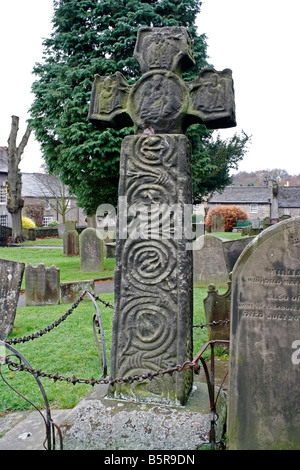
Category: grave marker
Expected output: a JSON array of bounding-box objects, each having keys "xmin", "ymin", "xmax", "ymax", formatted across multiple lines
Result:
[
  {"xmin": 25, "ymin": 264, "xmax": 60, "ymax": 306},
  {"xmin": 228, "ymin": 217, "xmax": 300, "ymax": 450},
  {"xmin": 80, "ymin": 228, "xmax": 103, "ymax": 272}
]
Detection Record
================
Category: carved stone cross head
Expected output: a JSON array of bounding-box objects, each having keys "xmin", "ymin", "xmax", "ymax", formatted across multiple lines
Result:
[{"xmin": 89, "ymin": 26, "xmax": 236, "ymax": 134}]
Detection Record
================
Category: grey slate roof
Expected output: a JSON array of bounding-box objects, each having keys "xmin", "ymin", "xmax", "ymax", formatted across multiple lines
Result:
[
  {"xmin": 21, "ymin": 173, "xmax": 72, "ymax": 198},
  {"xmin": 277, "ymin": 187, "xmax": 300, "ymax": 208},
  {"xmin": 208, "ymin": 185, "xmax": 300, "ymax": 209},
  {"xmin": 208, "ymin": 186, "xmax": 271, "ymax": 204}
]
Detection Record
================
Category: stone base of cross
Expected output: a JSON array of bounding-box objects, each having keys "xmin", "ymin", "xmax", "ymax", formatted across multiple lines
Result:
[{"xmin": 89, "ymin": 26, "xmax": 236, "ymax": 405}]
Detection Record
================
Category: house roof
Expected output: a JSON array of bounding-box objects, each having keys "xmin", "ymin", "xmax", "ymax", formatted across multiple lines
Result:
[
  {"xmin": 208, "ymin": 185, "xmax": 300, "ymax": 209},
  {"xmin": 277, "ymin": 187, "xmax": 300, "ymax": 208},
  {"xmin": 21, "ymin": 173, "xmax": 72, "ymax": 198},
  {"xmin": 208, "ymin": 186, "xmax": 271, "ymax": 204}
]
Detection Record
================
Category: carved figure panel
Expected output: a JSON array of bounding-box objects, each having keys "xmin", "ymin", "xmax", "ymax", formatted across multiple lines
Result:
[
  {"xmin": 134, "ymin": 26, "xmax": 195, "ymax": 74},
  {"xmin": 188, "ymin": 68, "xmax": 236, "ymax": 129}
]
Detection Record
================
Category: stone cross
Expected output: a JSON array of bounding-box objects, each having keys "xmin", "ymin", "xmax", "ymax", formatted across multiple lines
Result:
[{"xmin": 89, "ymin": 26, "xmax": 236, "ymax": 405}]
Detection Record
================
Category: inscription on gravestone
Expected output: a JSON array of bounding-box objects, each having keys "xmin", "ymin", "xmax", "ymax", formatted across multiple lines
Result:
[
  {"xmin": 228, "ymin": 217, "xmax": 300, "ymax": 450},
  {"xmin": 89, "ymin": 26, "xmax": 236, "ymax": 404}
]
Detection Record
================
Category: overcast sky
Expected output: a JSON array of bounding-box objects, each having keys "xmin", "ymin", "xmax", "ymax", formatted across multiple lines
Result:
[{"xmin": 0, "ymin": 0, "xmax": 299, "ymax": 176}]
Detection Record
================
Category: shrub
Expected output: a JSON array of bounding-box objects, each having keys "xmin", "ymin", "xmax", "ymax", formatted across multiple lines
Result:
[
  {"xmin": 48, "ymin": 220, "xmax": 59, "ymax": 228},
  {"xmin": 22, "ymin": 216, "xmax": 36, "ymax": 228},
  {"xmin": 205, "ymin": 205, "xmax": 249, "ymax": 232}
]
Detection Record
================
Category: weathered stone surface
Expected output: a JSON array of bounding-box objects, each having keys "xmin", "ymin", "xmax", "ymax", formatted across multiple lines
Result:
[
  {"xmin": 25, "ymin": 264, "xmax": 60, "ymax": 306},
  {"xmin": 60, "ymin": 280, "xmax": 94, "ymax": 304},
  {"xmin": 80, "ymin": 227, "xmax": 103, "ymax": 272},
  {"xmin": 60, "ymin": 377, "xmax": 227, "ymax": 450},
  {"xmin": 110, "ymin": 134, "xmax": 193, "ymax": 405},
  {"xmin": 193, "ymin": 235, "xmax": 229, "ymax": 288},
  {"xmin": 203, "ymin": 282, "xmax": 231, "ymax": 341},
  {"xmin": 0, "ymin": 259, "xmax": 25, "ymax": 339},
  {"xmin": 228, "ymin": 217, "xmax": 300, "ymax": 450}
]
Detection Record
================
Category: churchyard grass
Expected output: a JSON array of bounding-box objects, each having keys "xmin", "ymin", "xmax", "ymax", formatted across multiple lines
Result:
[
  {"xmin": 0, "ymin": 246, "xmax": 115, "ymax": 289},
  {"xmin": 22, "ymin": 238, "xmax": 63, "ymax": 246},
  {"xmin": 0, "ymin": 287, "xmax": 209, "ymax": 413}
]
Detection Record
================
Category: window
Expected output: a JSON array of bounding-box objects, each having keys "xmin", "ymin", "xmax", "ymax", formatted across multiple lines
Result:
[
  {"xmin": 45, "ymin": 200, "xmax": 51, "ymax": 211},
  {"xmin": 0, "ymin": 187, "xmax": 7, "ymax": 204},
  {"xmin": 43, "ymin": 216, "xmax": 54, "ymax": 227},
  {"xmin": 250, "ymin": 204, "xmax": 258, "ymax": 214},
  {"xmin": 0, "ymin": 215, "xmax": 8, "ymax": 226},
  {"xmin": 284, "ymin": 208, "xmax": 291, "ymax": 216}
]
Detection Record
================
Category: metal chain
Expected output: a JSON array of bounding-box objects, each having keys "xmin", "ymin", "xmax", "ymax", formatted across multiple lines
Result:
[
  {"xmin": 5, "ymin": 291, "xmax": 88, "ymax": 345},
  {"xmin": 193, "ymin": 319, "xmax": 230, "ymax": 329},
  {"xmin": 3, "ymin": 357, "xmax": 195, "ymax": 387}
]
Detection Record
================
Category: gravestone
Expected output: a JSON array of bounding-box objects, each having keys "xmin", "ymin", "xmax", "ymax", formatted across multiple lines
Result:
[
  {"xmin": 80, "ymin": 228, "xmax": 103, "ymax": 272},
  {"xmin": 193, "ymin": 235, "xmax": 229, "ymax": 288},
  {"xmin": 25, "ymin": 264, "xmax": 60, "ymax": 306},
  {"xmin": 60, "ymin": 280, "xmax": 95, "ymax": 304},
  {"xmin": 222, "ymin": 236, "xmax": 255, "ymax": 273},
  {"xmin": 228, "ymin": 217, "xmax": 300, "ymax": 450},
  {"xmin": 104, "ymin": 242, "xmax": 116, "ymax": 258},
  {"xmin": 211, "ymin": 213, "xmax": 225, "ymax": 232},
  {"xmin": 89, "ymin": 26, "xmax": 236, "ymax": 405},
  {"xmin": 0, "ymin": 259, "xmax": 25, "ymax": 340},
  {"xmin": 63, "ymin": 229, "xmax": 79, "ymax": 257},
  {"xmin": 203, "ymin": 282, "xmax": 231, "ymax": 341}
]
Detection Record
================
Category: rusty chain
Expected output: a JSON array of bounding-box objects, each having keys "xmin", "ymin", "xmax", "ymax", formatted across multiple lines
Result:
[{"xmin": 3, "ymin": 356, "xmax": 196, "ymax": 388}]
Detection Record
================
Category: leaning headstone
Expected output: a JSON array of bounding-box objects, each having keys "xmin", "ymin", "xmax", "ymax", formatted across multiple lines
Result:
[
  {"xmin": 203, "ymin": 282, "xmax": 231, "ymax": 341},
  {"xmin": 222, "ymin": 236, "xmax": 255, "ymax": 273},
  {"xmin": 89, "ymin": 26, "xmax": 236, "ymax": 405},
  {"xmin": 25, "ymin": 264, "xmax": 60, "ymax": 306},
  {"xmin": 80, "ymin": 228, "xmax": 103, "ymax": 272},
  {"xmin": 228, "ymin": 217, "xmax": 300, "ymax": 450},
  {"xmin": 0, "ymin": 259, "xmax": 25, "ymax": 339},
  {"xmin": 193, "ymin": 235, "xmax": 229, "ymax": 288}
]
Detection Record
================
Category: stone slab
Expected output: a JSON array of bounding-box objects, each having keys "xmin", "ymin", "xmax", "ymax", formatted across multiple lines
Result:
[
  {"xmin": 0, "ymin": 410, "xmax": 69, "ymax": 450},
  {"xmin": 59, "ymin": 376, "xmax": 226, "ymax": 450}
]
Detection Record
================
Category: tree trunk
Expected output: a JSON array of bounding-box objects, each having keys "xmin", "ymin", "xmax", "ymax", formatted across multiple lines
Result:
[
  {"xmin": 11, "ymin": 210, "xmax": 24, "ymax": 243},
  {"xmin": 6, "ymin": 116, "xmax": 31, "ymax": 243}
]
